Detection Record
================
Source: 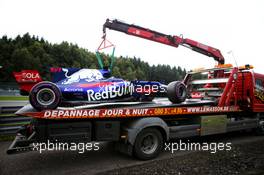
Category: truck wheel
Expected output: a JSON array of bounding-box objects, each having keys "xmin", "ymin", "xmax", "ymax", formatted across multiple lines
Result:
[
  {"xmin": 29, "ymin": 81, "xmax": 61, "ymax": 111},
  {"xmin": 255, "ymin": 119, "xmax": 264, "ymax": 135},
  {"xmin": 167, "ymin": 81, "xmax": 187, "ymax": 103},
  {"xmin": 133, "ymin": 128, "xmax": 163, "ymax": 160}
]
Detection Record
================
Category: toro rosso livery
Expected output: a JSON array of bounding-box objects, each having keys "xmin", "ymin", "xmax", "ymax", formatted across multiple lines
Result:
[{"xmin": 22, "ymin": 68, "xmax": 166, "ymax": 111}]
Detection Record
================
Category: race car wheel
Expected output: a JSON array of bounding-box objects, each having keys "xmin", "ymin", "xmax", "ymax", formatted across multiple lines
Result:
[
  {"xmin": 133, "ymin": 128, "xmax": 163, "ymax": 160},
  {"xmin": 167, "ymin": 81, "xmax": 187, "ymax": 103},
  {"xmin": 29, "ymin": 81, "xmax": 61, "ymax": 111}
]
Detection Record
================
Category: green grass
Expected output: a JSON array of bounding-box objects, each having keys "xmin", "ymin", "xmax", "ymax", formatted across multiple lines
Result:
[
  {"xmin": 0, "ymin": 114, "xmax": 17, "ymax": 117},
  {"xmin": 0, "ymin": 122, "xmax": 29, "ymax": 127},
  {"xmin": 0, "ymin": 135, "xmax": 15, "ymax": 141},
  {"xmin": 0, "ymin": 96, "xmax": 28, "ymax": 101}
]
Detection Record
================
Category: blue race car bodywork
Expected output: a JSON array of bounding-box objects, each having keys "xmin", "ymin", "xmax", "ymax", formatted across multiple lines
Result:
[{"xmin": 29, "ymin": 68, "xmax": 166, "ymax": 111}]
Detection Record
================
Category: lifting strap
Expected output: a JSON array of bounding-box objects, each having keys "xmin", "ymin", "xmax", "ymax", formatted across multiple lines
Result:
[{"xmin": 96, "ymin": 35, "xmax": 115, "ymax": 72}]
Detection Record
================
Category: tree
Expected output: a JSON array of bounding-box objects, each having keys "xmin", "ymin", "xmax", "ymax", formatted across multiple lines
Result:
[
  {"xmin": 112, "ymin": 67, "xmax": 121, "ymax": 77},
  {"xmin": 0, "ymin": 34, "xmax": 187, "ymax": 83}
]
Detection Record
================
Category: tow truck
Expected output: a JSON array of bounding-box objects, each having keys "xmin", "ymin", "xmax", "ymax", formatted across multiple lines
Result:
[{"xmin": 7, "ymin": 19, "xmax": 264, "ymax": 160}]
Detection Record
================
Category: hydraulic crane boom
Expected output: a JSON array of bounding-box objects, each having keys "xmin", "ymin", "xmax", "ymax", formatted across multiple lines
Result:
[{"xmin": 103, "ymin": 19, "xmax": 225, "ymax": 64}]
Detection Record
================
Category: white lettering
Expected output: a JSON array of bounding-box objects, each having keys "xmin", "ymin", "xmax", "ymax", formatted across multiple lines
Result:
[{"xmin": 44, "ymin": 111, "xmax": 51, "ymax": 118}]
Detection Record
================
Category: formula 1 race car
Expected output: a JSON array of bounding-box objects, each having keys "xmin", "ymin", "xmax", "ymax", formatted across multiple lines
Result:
[
  {"xmin": 13, "ymin": 37, "xmax": 168, "ymax": 111},
  {"xmin": 14, "ymin": 68, "xmax": 167, "ymax": 111}
]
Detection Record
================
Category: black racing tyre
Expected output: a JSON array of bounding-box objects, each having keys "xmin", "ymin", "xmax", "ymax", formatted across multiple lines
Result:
[
  {"xmin": 29, "ymin": 81, "xmax": 61, "ymax": 111},
  {"xmin": 167, "ymin": 81, "xmax": 187, "ymax": 103},
  {"xmin": 133, "ymin": 128, "xmax": 163, "ymax": 160}
]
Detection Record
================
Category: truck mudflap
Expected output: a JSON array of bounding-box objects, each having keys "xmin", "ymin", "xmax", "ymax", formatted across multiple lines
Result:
[{"xmin": 7, "ymin": 131, "xmax": 36, "ymax": 155}]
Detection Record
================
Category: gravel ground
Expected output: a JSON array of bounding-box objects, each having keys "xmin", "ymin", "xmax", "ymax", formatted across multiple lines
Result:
[{"xmin": 99, "ymin": 140, "xmax": 264, "ymax": 175}]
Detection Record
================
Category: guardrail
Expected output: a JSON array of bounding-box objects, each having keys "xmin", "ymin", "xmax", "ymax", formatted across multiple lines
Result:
[
  {"xmin": 0, "ymin": 106, "xmax": 23, "ymax": 114},
  {"xmin": 0, "ymin": 106, "xmax": 31, "ymax": 136}
]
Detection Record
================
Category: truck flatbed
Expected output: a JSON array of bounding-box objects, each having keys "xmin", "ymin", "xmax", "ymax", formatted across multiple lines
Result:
[{"xmin": 16, "ymin": 98, "xmax": 240, "ymax": 119}]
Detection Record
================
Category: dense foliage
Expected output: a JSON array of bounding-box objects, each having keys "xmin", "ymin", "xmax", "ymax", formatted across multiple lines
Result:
[{"xmin": 0, "ymin": 33, "xmax": 187, "ymax": 83}]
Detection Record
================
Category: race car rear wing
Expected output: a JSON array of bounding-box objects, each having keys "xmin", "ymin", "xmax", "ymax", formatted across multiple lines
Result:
[{"xmin": 13, "ymin": 70, "xmax": 42, "ymax": 95}]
